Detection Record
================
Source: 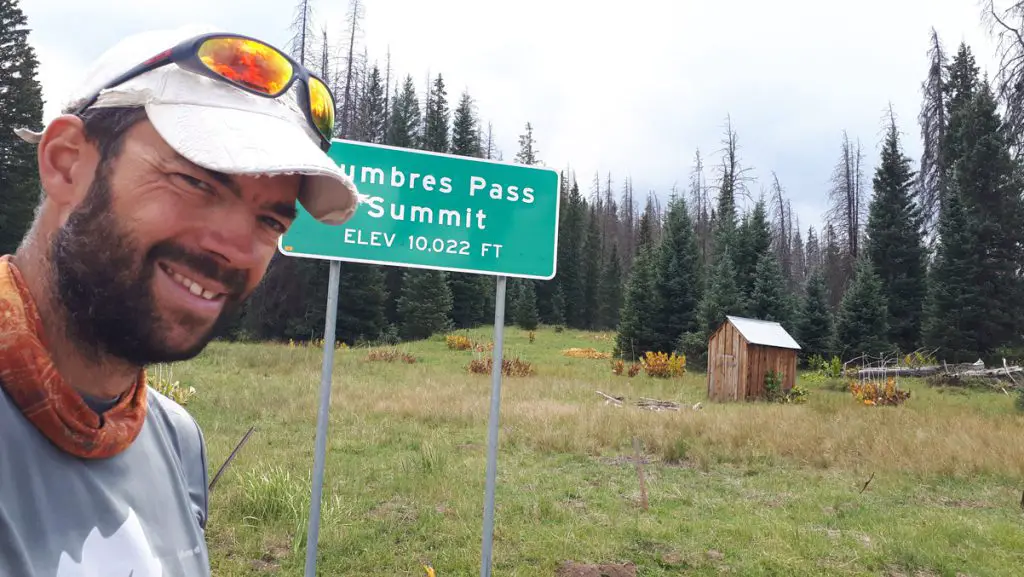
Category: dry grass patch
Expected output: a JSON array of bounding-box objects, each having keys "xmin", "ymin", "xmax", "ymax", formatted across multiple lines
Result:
[
  {"xmin": 173, "ymin": 330, "xmax": 1024, "ymax": 576},
  {"xmin": 562, "ymin": 348, "xmax": 612, "ymax": 359}
]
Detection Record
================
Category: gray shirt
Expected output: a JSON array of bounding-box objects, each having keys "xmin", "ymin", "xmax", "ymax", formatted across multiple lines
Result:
[{"xmin": 0, "ymin": 381, "xmax": 211, "ymax": 577}]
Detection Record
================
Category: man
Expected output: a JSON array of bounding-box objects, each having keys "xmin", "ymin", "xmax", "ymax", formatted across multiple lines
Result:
[{"xmin": 0, "ymin": 24, "xmax": 359, "ymax": 576}]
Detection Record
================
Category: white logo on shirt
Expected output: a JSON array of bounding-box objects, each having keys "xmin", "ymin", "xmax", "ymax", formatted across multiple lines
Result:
[{"xmin": 56, "ymin": 507, "xmax": 163, "ymax": 577}]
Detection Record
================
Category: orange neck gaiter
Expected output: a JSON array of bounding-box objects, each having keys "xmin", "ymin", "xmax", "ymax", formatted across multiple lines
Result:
[{"xmin": 0, "ymin": 254, "xmax": 147, "ymax": 459}]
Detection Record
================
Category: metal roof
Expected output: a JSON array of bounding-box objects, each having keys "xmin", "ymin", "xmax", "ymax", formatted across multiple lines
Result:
[{"xmin": 726, "ymin": 315, "xmax": 802, "ymax": 350}]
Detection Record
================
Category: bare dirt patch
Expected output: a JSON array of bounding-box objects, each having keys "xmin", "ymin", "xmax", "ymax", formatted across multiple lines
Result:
[
  {"xmin": 250, "ymin": 537, "xmax": 291, "ymax": 572},
  {"xmin": 555, "ymin": 560, "xmax": 637, "ymax": 577}
]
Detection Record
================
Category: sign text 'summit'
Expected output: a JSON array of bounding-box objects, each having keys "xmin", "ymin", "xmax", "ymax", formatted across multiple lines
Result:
[{"xmin": 343, "ymin": 164, "xmax": 537, "ymax": 231}]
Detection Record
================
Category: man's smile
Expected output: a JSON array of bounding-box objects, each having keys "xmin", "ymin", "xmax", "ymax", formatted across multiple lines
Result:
[{"xmin": 156, "ymin": 261, "xmax": 228, "ymax": 316}]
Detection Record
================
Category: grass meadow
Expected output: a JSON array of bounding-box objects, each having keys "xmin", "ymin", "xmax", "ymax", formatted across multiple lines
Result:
[{"xmin": 165, "ymin": 326, "xmax": 1024, "ymax": 576}]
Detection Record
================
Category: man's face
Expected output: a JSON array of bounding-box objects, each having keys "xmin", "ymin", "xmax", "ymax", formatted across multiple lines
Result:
[{"xmin": 50, "ymin": 119, "xmax": 301, "ymax": 365}]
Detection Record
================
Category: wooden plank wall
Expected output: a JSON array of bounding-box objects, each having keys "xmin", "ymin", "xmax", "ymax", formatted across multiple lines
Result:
[
  {"xmin": 745, "ymin": 345, "xmax": 798, "ymax": 399},
  {"xmin": 707, "ymin": 321, "xmax": 748, "ymax": 401}
]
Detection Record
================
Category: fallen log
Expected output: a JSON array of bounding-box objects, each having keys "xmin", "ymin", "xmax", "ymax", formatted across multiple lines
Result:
[
  {"xmin": 948, "ymin": 366, "xmax": 1024, "ymax": 379},
  {"xmin": 595, "ymin": 390, "xmax": 624, "ymax": 406},
  {"xmin": 857, "ymin": 365, "xmax": 944, "ymax": 378},
  {"xmin": 924, "ymin": 363, "xmax": 1024, "ymax": 391},
  {"xmin": 637, "ymin": 397, "xmax": 680, "ymax": 411}
]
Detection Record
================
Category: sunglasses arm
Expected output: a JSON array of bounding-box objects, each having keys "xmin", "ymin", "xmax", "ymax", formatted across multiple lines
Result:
[{"xmin": 72, "ymin": 50, "xmax": 176, "ymax": 115}]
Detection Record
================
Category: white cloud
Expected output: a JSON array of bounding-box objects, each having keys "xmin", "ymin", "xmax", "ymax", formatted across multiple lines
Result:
[{"xmin": 21, "ymin": 0, "xmax": 1007, "ymax": 232}]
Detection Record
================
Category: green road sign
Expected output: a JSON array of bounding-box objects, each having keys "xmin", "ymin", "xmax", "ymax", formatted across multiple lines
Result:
[{"xmin": 280, "ymin": 139, "xmax": 561, "ymax": 279}]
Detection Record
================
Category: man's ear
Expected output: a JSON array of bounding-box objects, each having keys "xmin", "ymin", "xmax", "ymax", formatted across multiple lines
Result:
[{"xmin": 37, "ymin": 115, "xmax": 100, "ymax": 212}]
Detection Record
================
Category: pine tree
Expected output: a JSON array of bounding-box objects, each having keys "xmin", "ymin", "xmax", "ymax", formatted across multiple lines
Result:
[
  {"xmin": 0, "ymin": 0, "xmax": 44, "ymax": 255},
  {"xmin": 805, "ymin": 225, "xmax": 822, "ymax": 276},
  {"xmin": 822, "ymin": 225, "xmax": 845, "ymax": 311},
  {"xmin": 580, "ymin": 206, "xmax": 603, "ymax": 328},
  {"xmin": 448, "ymin": 273, "xmax": 488, "ymax": 329},
  {"xmin": 511, "ymin": 279, "xmax": 539, "ymax": 330},
  {"xmin": 928, "ymin": 79, "xmax": 1024, "ymax": 361},
  {"xmin": 422, "ymin": 74, "xmax": 450, "ymax": 153},
  {"xmin": 614, "ymin": 245, "xmax": 661, "ymax": 360},
  {"xmin": 652, "ymin": 195, "xmax": 703, "ymax": 353},
  {"xmin": 557, "ymin": 177, "xmax": 587, "ymax": 328},
  {"xmin": 797, "ymin": 269, "xmax": 834, "ymax": 361},
  {"xmin": 397, "ymin": 270, "xmax": 453, "ymax": 340},
  {"xmin": 923, "ymin": 184, "xmax": 979, "ymax": 361},
  {"xmin": 635, "ymin": 208, "xmax": 655, "ymax": 254},
  {"xmin": 515, "ymin": 122, "xmax": 539, "ymax": 165},
  {"xmin": 444, "ymin": 88, "xmax": 490, "ymax": 327},
  {"xmin": 680, "ymin": 245, "xmax": 743, "ymax": 370},
  {"xmin": 509, "ymin": 121, "xmax": 557, "ymax": 323},
  {"xmin": 734, "ymin": 198, "xmax": 772, "ymax": 311},
  {"xmin": 336, "ymin": 263, "xmax": 389, "ymax": 344},
  {"xmin": 942, "ymin": 42, "xmax": 981, "ymax": 186},
  {"xmin": 597, "ymin": 244, "xmax": 623, "ymax": 330},
  {"xmin": 387, "ymin": 75, "xmax": 422, "ymax": 149},
  {"xmin": 352, "ymin": 64, "xmax": 386, "ymax": 143},
  {"xmin": 547, "ymin": 283, "xmax": 564, "ymax": 326},
  {"xmin": 865, "ymin": 109, "xmax": 927, "ymax": 354},
  {"xmin": 834, "ymin": 257, "xmax": 889, "ymax": 359},
  {"xmin": 450, "ymin": 90, "xmax": 481, "ymax": 157},
  {"xmin": 790, "ymin": 226, "xmax": 807, "ymax": 291},
  {"xmin": 379, "ymin": 76, "xmax": 424, "ymax": 324},
  {"xmin": 748, "ymin": 253, "xmax": 795, "ymax": 329}
]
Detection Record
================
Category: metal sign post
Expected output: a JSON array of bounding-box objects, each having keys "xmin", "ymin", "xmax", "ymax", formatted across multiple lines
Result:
[
  {"xmin": 479, "ymin": 275, "xmax": 506, "ymax": 577},
  {"xmin": 303, "ymin": 260, "xmax": 341, "ymax": 577},
  {"xmin": 281, "ymin": 139, "xmax": 560, "ymax": 577}
]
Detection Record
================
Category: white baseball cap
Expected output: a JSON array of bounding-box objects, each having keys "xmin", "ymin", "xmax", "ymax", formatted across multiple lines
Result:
[{"xmin": 15, "ymin": 23, "xmax": 360, "ymax": 225}]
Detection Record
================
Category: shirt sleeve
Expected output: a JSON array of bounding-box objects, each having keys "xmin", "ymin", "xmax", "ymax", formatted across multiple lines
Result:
[{"xmin": 149, "ymin": 388, "xmax": 210, "ymax": 532}]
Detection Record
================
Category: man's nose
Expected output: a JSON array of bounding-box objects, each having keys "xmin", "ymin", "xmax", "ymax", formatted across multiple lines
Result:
[{"xmin": 196, "ymin": 206, "xmax": 261, "ymax": 270}]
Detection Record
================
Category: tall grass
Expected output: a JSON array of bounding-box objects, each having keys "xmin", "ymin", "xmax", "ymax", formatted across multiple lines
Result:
[
  {"xmin": 186, "ymin": 331, "xmax": 1024, "ymax": 481},
  {"xmin": 175, "ymin": 327, "xmax": 1024, "ymax": 576}
]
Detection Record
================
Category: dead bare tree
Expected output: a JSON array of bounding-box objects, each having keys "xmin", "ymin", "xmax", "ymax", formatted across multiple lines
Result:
[
  {"xmin": 982, "ymin": 0, "xmax": 1024, "ymax": 156},
  {"xmin": 716, "ymin": 114, "xmax": 757, "ymax": 213},
  {"xmin": 619, "ymin": 176, "xmax": 637, "ymax": 273},
  {"xmin": 338, "ymin": 0, "xmax": 365, "ymax": 139},
  {"xmin": 791, "ymin": 220, "xmax": 806, "ymax": 291},
  {"xmin": 688, "ymin": 147, "xmax": 712, "ymax": 267},
  {"xmin": 485, "ymin": 121, "xmax": 495, "ymax": 159},
  {"xmin": 805, "ymin": 225, "xmax": 822, "ymax": 276},
  {"xmin": 769, "ymin": 172, "xmax": 793, "ymax": 286},
  {"xmin": 825, "ymin": 131, "xmax": 867, "ymax": 270},
  {"xmin": 382, "ymin": 46, "xmax": 392, "ymax": 144},
  {"xmin": 603, "ymin": 172, "xmax": 618, "ymax": 247},
  {"xmin": 917, "ymin": 27, "xmax": 949, "ymax": 248},
  {"xmin": 287, "ymin": 0, "xmax": 316, "ymax": 67}
]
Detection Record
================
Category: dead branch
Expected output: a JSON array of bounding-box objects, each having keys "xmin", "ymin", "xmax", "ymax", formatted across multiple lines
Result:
[
  {"xmin": 859, "ymin": 472, "xmax": 874, "ymax": 494},
  {"xmin": 636, "ymin": 397, "xmax": 681, "ymax": 411},
  {"xmin": 209, "ymin": 425, "xmax": 257, "ymax": 492}
]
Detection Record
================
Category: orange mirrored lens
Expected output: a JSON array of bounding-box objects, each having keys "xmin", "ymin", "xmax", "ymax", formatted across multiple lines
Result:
[
  {"xmin": 308, "ymin": 76, "xmax": 335, "ymax": 138},
  {"xmin": 198, "ymin": 37, "xmax": 293, "ymax": 95}
]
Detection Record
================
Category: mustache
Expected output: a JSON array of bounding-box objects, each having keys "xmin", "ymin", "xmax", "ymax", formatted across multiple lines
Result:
[{"xmin": 148, "ymin": 242, "xmax": 248, "ymax": 297}]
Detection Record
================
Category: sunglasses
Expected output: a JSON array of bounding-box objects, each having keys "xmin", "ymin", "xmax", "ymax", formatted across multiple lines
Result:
[{"xmin": 72, "ymin": 32, "xmax": 336, "ymax": 152}]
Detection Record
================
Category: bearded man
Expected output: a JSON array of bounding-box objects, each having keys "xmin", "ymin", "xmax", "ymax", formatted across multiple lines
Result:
[{"xmin": 0, "ymin": 24, "xmax": 358, "ymax": 577}]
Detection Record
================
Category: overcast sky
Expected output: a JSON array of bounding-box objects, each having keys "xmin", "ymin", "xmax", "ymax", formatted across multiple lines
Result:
[{"xmin": 21, "ymin": 0, "xmax": 1006, "ymax": 234}]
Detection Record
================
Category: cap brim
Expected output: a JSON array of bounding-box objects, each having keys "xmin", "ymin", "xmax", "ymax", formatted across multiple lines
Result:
[{"xmin": 145, "ymin": 102, "xmax": 359, "ymax": 225}]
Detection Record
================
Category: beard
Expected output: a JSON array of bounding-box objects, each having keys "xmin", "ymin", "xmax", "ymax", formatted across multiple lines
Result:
[{"xmin": 49, "ymin": 169, "xmax": 249, "ymax": 366}]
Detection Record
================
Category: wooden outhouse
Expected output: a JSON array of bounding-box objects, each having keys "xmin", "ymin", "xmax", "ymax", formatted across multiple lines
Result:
[{"xmin": 706, "ymin": 315, "xmax": 801, "ymax": 401}]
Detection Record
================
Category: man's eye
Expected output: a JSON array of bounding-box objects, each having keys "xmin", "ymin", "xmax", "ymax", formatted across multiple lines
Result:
[
  {"xmin": 261, "ymin": 216, "xmax": 287, "ymax": 233},
  {"xmin": 173, "ymin": 173, "xmax": 214, "ymax": 193}
]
